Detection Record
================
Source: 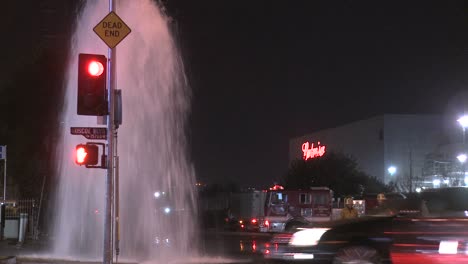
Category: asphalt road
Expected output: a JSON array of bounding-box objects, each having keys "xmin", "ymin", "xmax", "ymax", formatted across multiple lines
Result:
[
  {"xmin": 200, "ymin": 231, "xmax": 272, "ymax": 262},
  {"xmin": 0, "ymin": 231, "xmax": 274, "ymax": 264}
]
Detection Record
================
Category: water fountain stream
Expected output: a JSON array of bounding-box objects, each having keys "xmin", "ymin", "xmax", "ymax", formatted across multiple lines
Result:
[{"xmin": 52, "ymin": 1, "xmax": 197, "ymax": 262}]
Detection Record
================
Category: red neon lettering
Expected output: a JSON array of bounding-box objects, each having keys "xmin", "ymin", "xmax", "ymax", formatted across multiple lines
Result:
[{"xmin": 301, "ymin": 141, "xmax": 326, "ymax": 160}]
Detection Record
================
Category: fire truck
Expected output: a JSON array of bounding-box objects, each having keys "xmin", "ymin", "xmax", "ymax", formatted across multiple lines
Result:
[
  {"xmin": 258, "ymin": 185, "xmax": 334, "ymax": 232},
  {"xmin": 230, "ymin": 185, "xmax": 333, "ymax": 232}
]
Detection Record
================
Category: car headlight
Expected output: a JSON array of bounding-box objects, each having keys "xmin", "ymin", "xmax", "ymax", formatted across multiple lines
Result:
[{"xmin": 289, "ymin": 228, "xmax": 329, "ymax": 246}]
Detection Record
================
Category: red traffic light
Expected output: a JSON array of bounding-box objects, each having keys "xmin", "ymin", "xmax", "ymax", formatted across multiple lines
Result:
[
  {"xmin": 87, "ymin": 61, "xmax": 104, "ymax": 77},
  {"xmin": 77, "ymin": 53, "xmax": 108, "ymax": 116},
  {"xmin": 75, "ymin": 144, "xmax": 99, "ymax": 166}
]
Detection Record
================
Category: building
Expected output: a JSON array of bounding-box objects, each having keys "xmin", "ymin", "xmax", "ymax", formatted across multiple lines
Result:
[{"xmin": 289, "ymin": 115, "xmax": 442, "ymax": 188}]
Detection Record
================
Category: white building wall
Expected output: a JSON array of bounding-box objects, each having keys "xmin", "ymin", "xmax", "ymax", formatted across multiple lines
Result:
[
  {"xmin": 290, "ymin": 115, "xmax": 442, "ymax": 186},
  {"xmin": 290, "ymin": 116, "xmax": 385, "ymax": 181}
]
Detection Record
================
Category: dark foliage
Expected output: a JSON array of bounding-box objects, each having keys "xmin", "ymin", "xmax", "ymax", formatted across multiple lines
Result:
[{"xmin": 283, "ymin": 152, "xmax": 389, "ymax": 197}]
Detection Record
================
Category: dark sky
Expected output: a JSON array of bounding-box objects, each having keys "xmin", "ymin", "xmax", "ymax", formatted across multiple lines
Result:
[
  {"xmin": 164, "ymin": 1, "xmax": 468, "ymax": 188},
  {"xmin": 2, "ymin": 1, "xmax": 468, "ymax": 193}
]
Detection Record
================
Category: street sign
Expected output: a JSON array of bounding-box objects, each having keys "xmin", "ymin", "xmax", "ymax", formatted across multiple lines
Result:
[
  {"xmin": 70, "ymin": 127, "xmax": 107, "ymax": 140},
  {"xmin": 0, "ymin": 146, "xmax": 5, "ymax": 160},
  {"xmin": 93, "ymin": 11, "xmax": 131, "ymax": 49}
]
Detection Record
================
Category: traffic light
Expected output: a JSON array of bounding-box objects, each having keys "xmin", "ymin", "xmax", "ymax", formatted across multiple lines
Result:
[
  {"xmin": 77, "ymin": 53, "xmax": 108, "ymax": 116},
  {"xmin": 75, "ymin": 144, "xmax": 99, "ymax": 166}
]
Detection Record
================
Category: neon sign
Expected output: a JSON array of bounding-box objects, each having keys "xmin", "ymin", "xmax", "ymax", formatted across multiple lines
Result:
[{"xmin": 302, "ymin": 141, "xmax": 326, "ymax": 160}]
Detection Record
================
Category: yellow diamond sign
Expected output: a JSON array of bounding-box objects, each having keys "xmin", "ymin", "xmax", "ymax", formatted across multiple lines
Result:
[{"xmin": 94, "ymin": 11, "xmax": 131, "ymax": 49}]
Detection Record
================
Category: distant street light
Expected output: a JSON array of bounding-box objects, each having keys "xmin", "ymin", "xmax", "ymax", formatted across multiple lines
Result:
[
  {"xmin": 457, "ymin": 116, "xmax": 468, "ymax": 143},
  {"xmin": 388, "ymin": 166, "xmax": 397, "ymax": 176},
  {"xmin": 458, "ymin": 116, "xmax": 468, "ymax": 128},
  {"xmin": 457, "ymin": 154, "xmax": 467, "ymax": 163}
]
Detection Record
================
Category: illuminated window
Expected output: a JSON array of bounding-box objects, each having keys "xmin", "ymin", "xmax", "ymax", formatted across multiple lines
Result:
[
  {"xmin": 300, "ymin": 193, "xmax": 311, "ymax": 204},
  {"xmin": 271, "ymin": 193, "xmax": 288, "ymax": 204}
]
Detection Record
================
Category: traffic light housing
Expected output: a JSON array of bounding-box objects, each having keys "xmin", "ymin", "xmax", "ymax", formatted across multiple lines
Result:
[
  {"xmin": 77, "ymin": 53, "xmax": 108, "ymax": 116},
  {"xmin": 75, "ymin": 144, "xmax": 99, "ymax": 166}
]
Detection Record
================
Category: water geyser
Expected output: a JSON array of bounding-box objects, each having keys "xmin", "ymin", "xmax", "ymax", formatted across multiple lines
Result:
[{"xmin": 52, "ymin": 0, "xmax": 197, "ymax": 262}]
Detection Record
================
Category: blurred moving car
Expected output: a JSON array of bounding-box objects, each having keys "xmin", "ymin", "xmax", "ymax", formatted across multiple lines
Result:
[{"xmin": 264, "ymin": 187, "xmax": 468, "ymax": 264}]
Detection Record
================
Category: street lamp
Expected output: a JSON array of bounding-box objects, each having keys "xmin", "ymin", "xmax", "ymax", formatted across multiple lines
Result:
[
  {"xmin": 457, "ymin": 116, "xmax": 468, "ymax": 144},
  {"xmin": 388, "ymin": 166, "xmax": 397, "ymax": 176}
]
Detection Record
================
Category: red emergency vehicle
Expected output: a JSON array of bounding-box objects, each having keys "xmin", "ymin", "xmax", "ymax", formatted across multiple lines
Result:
[{"xmin": 259, "ymin": 185, "xmax": 333, "ymax": 232}]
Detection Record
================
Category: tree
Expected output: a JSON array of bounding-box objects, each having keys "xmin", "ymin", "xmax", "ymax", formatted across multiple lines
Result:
[{"xmin": 283, "ymin": 152, "xmax": 389, "ymax": 197}]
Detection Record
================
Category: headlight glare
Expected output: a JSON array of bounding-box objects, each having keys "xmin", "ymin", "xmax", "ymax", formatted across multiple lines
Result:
[{"xmin": 289, "ymin": 228, "xmax": 329, "ymax": 246}]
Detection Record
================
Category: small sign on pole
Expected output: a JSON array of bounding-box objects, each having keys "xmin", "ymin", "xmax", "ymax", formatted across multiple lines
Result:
[
  {"xmin": 0, "ymin": 146, "xmax": 5, "ymax": 160},
  {"xmin": 70, "ymin": 127, "xmax": 108, "ymax": 140},
  {"xmin": 93, "ymin": 11, "xmax": 131, "ymax": 49}
]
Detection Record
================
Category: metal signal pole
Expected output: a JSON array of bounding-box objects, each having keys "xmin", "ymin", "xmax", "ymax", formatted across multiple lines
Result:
[
  {"xmin": 104, "ymin": 0, "xmax": 116, "ymax": 263},
  {"xmin": 3, "ymin": 145, "xmax": 6, "ymax": 200}
]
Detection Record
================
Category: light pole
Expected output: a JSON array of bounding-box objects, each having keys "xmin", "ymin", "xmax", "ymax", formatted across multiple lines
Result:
[
  {"xmin": 457, "ymin": 116, "xmax": 468, "ymax": 144},
  {"xmin": 457, "ymin": 154, "xmax": 467, "ymax": 186},
  {"xmin": 387, "ymin": 166, "xmax": 396, "ymax": 185}
]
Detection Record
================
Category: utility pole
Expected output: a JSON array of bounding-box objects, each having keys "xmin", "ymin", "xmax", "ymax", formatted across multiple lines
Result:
[
  {"xmin": 91, "ymin": 3, "xmax": 130, "ymax": 263},
  {"xmin": 409, "ymin": 149, "xmax": 413, "ymax": 193},
  {"xmin": 3, "ymin": 145, "xmax": 6, "ymax": 200},
  {"xmin": 103, "ymin": 1, "xmax": 116, "ymax": 263}
]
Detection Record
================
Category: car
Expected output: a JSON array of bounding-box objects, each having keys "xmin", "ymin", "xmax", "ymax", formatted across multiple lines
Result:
[{"xmin": 263, "ymin": 187, "xmax": 468, "ymax": 264}]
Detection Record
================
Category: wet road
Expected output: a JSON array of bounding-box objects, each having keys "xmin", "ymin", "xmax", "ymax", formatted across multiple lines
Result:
[
  {"xmin": 0, "ymin": 231, "xmax": 274, "ymax": 264},
  {"xmin": 200, "ymin": 231, "xmax": 272, "ymax": 263}
]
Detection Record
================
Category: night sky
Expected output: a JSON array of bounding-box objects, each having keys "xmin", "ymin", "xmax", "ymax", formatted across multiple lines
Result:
[
  {"xmin": 2, "ymin": 1, "xmax": 468, "ymax": 194},
  {"xmin": 167, "ymin": 1, "xmax": 468, "ymax": 188}
]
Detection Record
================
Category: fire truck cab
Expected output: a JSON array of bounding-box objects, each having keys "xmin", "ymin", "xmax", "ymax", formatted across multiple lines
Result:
[{"xmin": 259, "ymin": 186, "xmax": 333, "ymax": 232}]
